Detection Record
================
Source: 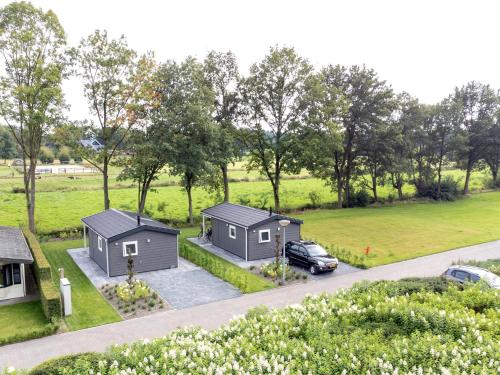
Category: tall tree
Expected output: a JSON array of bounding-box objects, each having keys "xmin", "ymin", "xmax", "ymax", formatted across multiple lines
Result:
[
  {"xmin": 427, "ymin": 100, "xmax": 459, "ymax": 196},
  {"xmin": 451, "ymin": 82, "xmax": 498, "ymax": 195},
  {"xmin": 204, "ymin": 50, "xmax": 241, "ymax": 202},
  {"xmin": 156, "ymin": 58, "xmax": 215, "ymax": 225},
  {"xmin": 310, "ymin": 65, "xmax": 394, "ymax": 207},
  {"xmin": 240, "ymin": 46, "xmax": 313, "ymax": 211},
  {"xmin": 0, "ymin": 126, "xmax": 17, "ymax": 163},
  {"xmin": 71, "ymin": 30, "xmax": 155, "ymax": 209},
  {"xmin": 483, "ymin": 113, "xmax": 500, "ymax": 188},
  {"xmin": 386, "ymin": 93, "xmax": 422, "ymax": 200},
  {"xmin": 0, "ymin": 1, "xmax": 67, "ymax": 232},
  {"xmin": 356, "ymin": 121, "xmax": 393, "ymax": 202}
]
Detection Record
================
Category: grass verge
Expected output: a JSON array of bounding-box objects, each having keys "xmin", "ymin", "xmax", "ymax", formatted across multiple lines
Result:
[
  {"xmin": 40, "ymin": 239, "xmax": 121, "ymax": 330},
  {"xmin": 0, "ymin": 301, "xmax": 55, "ymax": 346}
]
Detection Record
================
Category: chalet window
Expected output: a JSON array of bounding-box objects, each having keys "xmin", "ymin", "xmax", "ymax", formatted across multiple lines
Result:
[
  {"xmin": 13, "ymin": 263, "xmax": 21, "ymax": 284},
  {"xmin": 123, "ymin": 241, "xmax": 138, "ymax": 257},
  {"xmin": 98, "ymin": 235, "xmax": 103, "ymax": 251},
  {"xmin": 229, "ymin": 225, "xmax": 236, "ymax": 239},
  {"xmin": 259, "ymin": 229, "xmax": 271, "ymax": 243},
  {"xmin": 0, "ymin": 264, "xmax": 13, "ymax": 288}
]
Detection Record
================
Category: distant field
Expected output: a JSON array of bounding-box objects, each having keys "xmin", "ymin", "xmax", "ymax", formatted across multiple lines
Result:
[
  {"xmin": 300, "ymin": 191, "xmax": 500, "ymax": 267},
  {"xmin": 0, "ymin": 164, "xmax": 490, "ymax": 234}
]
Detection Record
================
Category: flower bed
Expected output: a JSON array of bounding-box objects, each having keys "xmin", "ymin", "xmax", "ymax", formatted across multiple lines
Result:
[
  {"xmin": 250, "ymin": 262, "xmax": 307, "ymax": 285},
  {"xmin": 99, "ymin": 280, "xmax": 167, "ymax": 319},
  {"xmin": 24, "ymin": 278, "xmax": 499, "ymax": 374}
]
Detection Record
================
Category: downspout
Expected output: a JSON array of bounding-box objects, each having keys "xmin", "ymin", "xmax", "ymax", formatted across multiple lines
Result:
[
  {"xmin": 105, "ymin": 239, "xmax": 110, "ymax": 277},
  {"xmin": 245, "ymin": 228, "xmax": 248, "ymax": 261}
]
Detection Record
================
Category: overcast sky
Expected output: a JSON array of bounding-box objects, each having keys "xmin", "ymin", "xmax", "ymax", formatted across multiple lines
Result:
[{"xmin": 19, "ymin": 0, "xmax": 500, "ymax": 121}]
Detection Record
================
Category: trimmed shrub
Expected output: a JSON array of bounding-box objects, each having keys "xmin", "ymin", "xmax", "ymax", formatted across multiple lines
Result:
[
  {"xmin": 0, "ymin": 322, "xmax": 58, "ymax": 347},
  {"xmin": 30, "ymin": 352, "xmax": 104, "ymax": 375},
  {"xmin": 23, "ymin": 229, "xmax": 61, "ymax": 319},
  {"xmin": 39, "ymin": 146, "xmax": 55, "ymax": 164},
  {"xmin": 348, "ymin": 188, "xmax": 371, "ymax": 207},
  {"xmin": 179, "ymin": 240, "xmax": 275, "ymax": 293},
  {"xmin": 57, "ymin": 146, "xmax": 71, "ymax": 164},
  {"xmin": 416, "ymin": 175, "xmax": 461, "ymax": 201}
]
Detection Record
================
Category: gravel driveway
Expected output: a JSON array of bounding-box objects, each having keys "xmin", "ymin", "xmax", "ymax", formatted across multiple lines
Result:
[{"xmin": 68, "ymin": 248, "xmax": 241, "ymax": 309}]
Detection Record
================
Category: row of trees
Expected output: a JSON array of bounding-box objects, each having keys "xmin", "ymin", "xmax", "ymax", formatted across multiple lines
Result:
[{"xmin": 1, "ymin": 2, "xmax": 499, "ymax": 232}]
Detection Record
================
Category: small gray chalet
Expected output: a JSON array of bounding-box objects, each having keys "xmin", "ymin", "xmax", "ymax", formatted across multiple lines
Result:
[
  {"xmin": 201, "ymin": 203, "xmax": 303, "ymax": 261},
  {"xmin": 82, "ymin": 209, "xmax": 180, "ymax": 277}
]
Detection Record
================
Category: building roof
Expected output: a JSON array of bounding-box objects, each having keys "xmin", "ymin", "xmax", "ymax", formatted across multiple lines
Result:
[
  {"xmin": 201, "ymin": 202, "xmax": 303, "ymax": 229},
  {"xmin": 0, "ymin": 227, "xmax": 34, "ymax": 264},
  {"xmin": 81, "ymin": 209, "xmax": 180, "ymax": 241}
]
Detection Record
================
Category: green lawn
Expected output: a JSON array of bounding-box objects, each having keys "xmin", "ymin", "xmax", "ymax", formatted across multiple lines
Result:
[
  {"xmin": 0, "ymin": 169, "xmax": 489, "ymax": 235},
  {"xmin": 0, "ymin": 301, "xmax": 49, "ymax": 342},
  {"xmin": 300, "ymin": 191, "xmax": 500, "ymax": 267},
  {"xmin": 40, "ymin": 239, "xmax": 121, "ymax": 330}
]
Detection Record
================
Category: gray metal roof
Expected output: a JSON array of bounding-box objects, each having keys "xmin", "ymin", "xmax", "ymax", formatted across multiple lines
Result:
[
  {"xmin": 201, "ymin": 203, "xmax": 303, "ymax": 229},
  {"xmin": 0, "ymin": 227, "xmax": 34, "ymax": 264},
  {"xmin": 81, "ymin": 209, "xmax": 180, "ymax": 241}
]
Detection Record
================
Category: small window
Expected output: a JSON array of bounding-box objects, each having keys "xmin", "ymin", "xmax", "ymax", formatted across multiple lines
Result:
[
  {"xmin": 259, "ymin": 229, "xmax": 271, "ymax": 243},
  {"xmin": 13, "ymin": 264, "xmax": 21, "ymax": 284},
  {"xmin": 123, "ymin": 241, "xmax": 138, "ymax": 257},
  {"xmin": 229, "ymin": 225, "xmax": 236, "ymax": 239},
  {"xmin": 98, "ymin": 236, "xmax": 103, "ymax": 251},
  {"xmin": 453, "ymin": 270, "xmax": 469, "ymax": 281}
]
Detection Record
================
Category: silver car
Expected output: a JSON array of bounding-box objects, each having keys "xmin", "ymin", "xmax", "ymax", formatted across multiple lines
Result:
[{"xmin": 443, "ymin": 265, "xmax": 500, "ymax": 289}]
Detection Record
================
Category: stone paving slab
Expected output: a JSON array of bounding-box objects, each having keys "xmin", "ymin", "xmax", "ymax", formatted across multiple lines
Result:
[{"xmin": 68, "ymin": 248, "xmax": 241, "ymax": 310}]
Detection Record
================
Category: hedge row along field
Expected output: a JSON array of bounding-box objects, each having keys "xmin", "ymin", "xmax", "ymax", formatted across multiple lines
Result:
[{"xmin": 24, "ymin": 279, "xmax": 499, "ymax": 374}]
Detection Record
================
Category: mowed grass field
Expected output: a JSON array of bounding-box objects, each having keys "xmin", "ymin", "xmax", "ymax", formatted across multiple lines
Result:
[
  {"xmin": 40, "ymin": 240, "xmax": 121, "ymax": 330},
  {"xmin": 301, "ymin": 191, "xmax": 500, "ymax": 267}
]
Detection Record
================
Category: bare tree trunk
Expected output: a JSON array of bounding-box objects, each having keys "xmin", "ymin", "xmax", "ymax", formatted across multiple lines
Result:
[
  {"xmin": 437, "ymin": 160, "xmax": 443, "ymax": 197},
  {"xmin": 463, "ymin": 157, "xmax": 473, "ymax": 195},
  {"xmin": 103, "ymin": 158, "xmax": 110, "ymax": 209},
  {"xmin": 272, "ymin": 180, "xmax": 280, "ymax": 213},
  {"xmin": 336, "ymin": 175, "xmax": 343, "ymax": 208},
  {"xmin": 28, "ymin": 157, "xmax": 36, "ymax": 233},
  {"xmin": 186, "ymin": 184, "xmax": 193, "ymax": 225},
  {"xmin": 372, "ymin": 174, "xmax": 378, "ymax": 202},
  {"xmin": 492, "ymin": 169, "xmax": 498, "ymax": 189},
  {"xmin": 221, "ymin": 164, "xmax": 229, "ymax": 202}
]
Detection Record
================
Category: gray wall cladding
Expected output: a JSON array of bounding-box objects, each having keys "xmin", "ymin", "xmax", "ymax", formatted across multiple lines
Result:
[
  {"xmin": 247, "ymin": 222, "xmax": 300, "ymax": 261},
  {"xmin": 88, "ymin": 228, "xmax": 108, "ymax": 274},
  {"xmin": 211, "ymin": 218, "xmax": 246, "ymax": 259},
  {"xmin": 106, "ymin": 230, "xmax": 178, "ymax": 277}
]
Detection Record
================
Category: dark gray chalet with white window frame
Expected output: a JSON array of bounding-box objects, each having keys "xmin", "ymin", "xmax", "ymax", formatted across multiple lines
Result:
[
  {"xmin": 81, "ymin": 209, "xmax": 180, "ymax": 277},
  {"xmin": 201, "ymin": 203, "xmax": 303, "ymax": 261}
]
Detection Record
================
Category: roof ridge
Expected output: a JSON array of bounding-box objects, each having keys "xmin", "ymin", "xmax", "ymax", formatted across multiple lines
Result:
[
  {"xmin": 110, "ymin": 208, "xmax": 140, "ymax": 224},
  {"xmin": 222, "ymin": 202, "xmax": 275, "ymax": 215}
]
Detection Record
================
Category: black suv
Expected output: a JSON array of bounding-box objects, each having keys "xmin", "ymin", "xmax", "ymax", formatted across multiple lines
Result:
[{"xmin": 285, "ymin": 240, "xmax": 338, "ymax": 274}]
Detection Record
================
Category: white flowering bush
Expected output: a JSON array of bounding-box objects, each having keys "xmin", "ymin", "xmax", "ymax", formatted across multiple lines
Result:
[
  {"xmin": 26, "ymin": 279, "xmax": 499, "ymax": 374},
  {"xmin": 116, "ymin": 280, "xmax": 151, "ymax": 303}
]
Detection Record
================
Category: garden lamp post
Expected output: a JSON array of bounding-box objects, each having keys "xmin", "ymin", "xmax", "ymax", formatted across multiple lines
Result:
[{"xmin": 279, "ymin": 219, "xmax": 290, "ymax": 285}]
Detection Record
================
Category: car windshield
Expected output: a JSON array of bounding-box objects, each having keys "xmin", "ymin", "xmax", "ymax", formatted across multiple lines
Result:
[{"xmin": 305, "ymin": 244, "xmax": 328, "ymax": 256}]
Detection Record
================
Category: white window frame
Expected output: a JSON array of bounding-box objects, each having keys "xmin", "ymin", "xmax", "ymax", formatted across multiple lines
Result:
[
  {"xmin": 97, "ymin": 235, "xmax": 103, "ymax": 252},
  {"xmin": 259, "ymin": 229, "xmax": 271, "ymax": 243},
  {"xmin": 228, "ymin": 225, "xmax": 236, "ymax": 239},
  {"xmin": 122, "ymin": 240, "xmax": 139, "ymax": 257}
]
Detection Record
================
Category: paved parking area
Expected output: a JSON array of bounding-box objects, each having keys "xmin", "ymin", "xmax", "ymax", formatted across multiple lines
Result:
[
  {"xmin": 188, "ymin": 237, "xmax": 361, "ymax": 280},
  {"xmin": 68, "ymin": 248, "xmax": 241, "ymax": 309}
]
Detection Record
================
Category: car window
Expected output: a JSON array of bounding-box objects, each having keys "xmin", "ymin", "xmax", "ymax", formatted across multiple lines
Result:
[
  {"xmin": 305, "ymin": 244, "xmax": 328, "ymax": 256},
  {"xmin": 452, "ymin": 270, "xmax": 470, "ymax": 281},
  {"xmin": 470, "ymin": 273, "xmax": 481, "ymax": 282}
]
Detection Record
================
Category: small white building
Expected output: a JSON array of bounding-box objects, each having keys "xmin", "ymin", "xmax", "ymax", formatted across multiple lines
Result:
[{"xmin": 0, "ymin": 227, "xmax": 33, "ymax": 301}]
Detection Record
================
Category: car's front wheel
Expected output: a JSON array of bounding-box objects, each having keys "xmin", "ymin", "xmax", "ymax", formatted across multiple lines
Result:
[{"xmin": 309, "ymin": 265, "xmax": 318, "ymax": 275}]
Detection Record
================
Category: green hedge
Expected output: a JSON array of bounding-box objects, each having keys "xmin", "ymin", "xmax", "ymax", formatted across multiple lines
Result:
[
  {"xmin": 0, "ymin": 322, "xmax": 58, "ymax": 347},
  {"xmin": 23, "ymin": 230, "xmax": 61, "ymax": 320},
  {"xmin": 29, "ymin": 352, "xmax": 104, "ymax": 375},
  {"xmin": 179, "ymin": 240, "xmax": 275, "ymax": 293}
]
